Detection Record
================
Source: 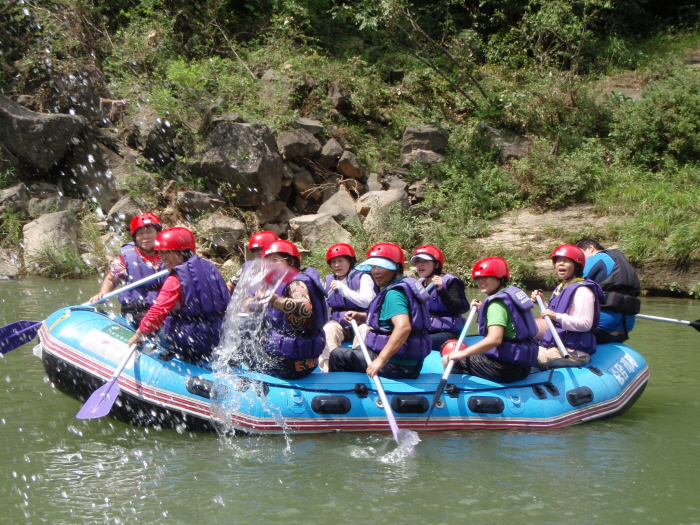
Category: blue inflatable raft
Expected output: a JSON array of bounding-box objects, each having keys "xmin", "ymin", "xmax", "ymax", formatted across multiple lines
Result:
[{"xmin": 36, "ymin": 306, "xmax": 649, "ymax": 434}]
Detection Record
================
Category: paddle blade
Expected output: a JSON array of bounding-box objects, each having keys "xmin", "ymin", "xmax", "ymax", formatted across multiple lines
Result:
[
  {"xmin": 76, "ymin": 377, "xmax": 121, "ymax": 420},
  {"xmin": 0, "ymin": 321, "xmax": 41, "ymax": 355},
  {"xmin": 692, "ymin": 320, "xmax": 700, "ymax": 333}
]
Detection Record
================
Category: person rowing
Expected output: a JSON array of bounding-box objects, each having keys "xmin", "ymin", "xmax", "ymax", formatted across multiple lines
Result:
[
  {"xmin": 411, "ymin": 245, "xmax": 469, "ymax": 351},
  {"xmin": 329, "ymin": 243, "xmax": 431, "ymax": 379},
  {"xmin": 531, "ymin": 244, "xmax": 604, "ymax": 369},
  {"xmin": 89, "ymin": 212, "xmax": 165, "ymax": 327},
  {"xmin": 127, "ymin": 227, "xmax": 230, "ymax": 363},
  {"xmin": 441, "ymin": 257, "xmax": 539, "ymax": 382}
]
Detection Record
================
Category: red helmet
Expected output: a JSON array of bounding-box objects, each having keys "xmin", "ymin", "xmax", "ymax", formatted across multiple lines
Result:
[
  {"xmin": 154, "ymin": 227, "xmax": 196, "ymax": 252},
  {"xmin": 326, "ymin": 243, "xmax": 356, "ymax": 263},
  {"xmin": 248, "ymin": 230, "xmax": 279, "ymax": 251},
  {"xmin": 551, "ymin": 244, "xmax": 585, "ymax": 267},
  {"xmin": 411, "ymin": 245, "xmax": 445, "ymax": 265},
  {"xmin": 366, "ymin": 243, "xmax": 405, "ymax": 267},
  {"xmin": 440, "ymin": 339, "xmax": 467, "ymax": 357},
  {"xmin": 263, "ymin": 240, "xmax": 301, "ymax": 261},
  {"xmin": 471, "ymin": 257, "xmax": 510, "ymax": 280},
  {"xmin": 130, "ymin": 213, "xmax": 162, "ymax": 236}
]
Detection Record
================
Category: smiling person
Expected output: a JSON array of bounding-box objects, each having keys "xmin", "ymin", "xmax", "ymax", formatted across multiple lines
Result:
[
  {"xmin": 530, "ymin": 244, "xmax": 605, "ymax": 370},
  {"xmin": 249, "ymin": 240, "xmax": 328, "ymax": 379},
  {"xmin": 442, "ymin": 257, "xmax": 539, "ymax": 383},
  {"xmin": 89, "ymin": 213, "xmax": 165, "ymax": 327},
  {"xmin": 329, "ymin": 243, "xmax": 431, "ymax": 379},
  {"xmin": 127, "ymin": 227, "xmax": 230, "ymax": 363},
  {"xmin": 319, "ymin": 243, "xmax": 378, "ymax": 372},
  {"xmin": 411, "ymin": 245, "xmax": 469, "ymax": 351}
]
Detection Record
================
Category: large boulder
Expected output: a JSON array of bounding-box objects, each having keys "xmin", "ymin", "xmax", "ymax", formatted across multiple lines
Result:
[
  {"xmin": 294, "ymin": 118, "xmax": 324, "ymax": 135},
  {"xmin": 22, "ymin": 211, "xmax": 80, "ymax": 264},
  {"xmin": 175, "ymin": 191, "xmax": 225, "ymax": 217},
  {"xmin": 197, "ymin": 212, "xmax": 247, "ymax": 253},
  {"xmin": 288, "ymin": 213, "xmax": 352, "ymax": 248},
  {"xmin": 0, "ymin": 143, "xmax": 20, "ymax": 174},
  {"xmin": 317, "ymin": 186, "xmax": 361, "ymax": 226},
  {"xmin": 122, "ymin": 105, "xmax": 178, "ymax": 165},
  {"xmin": 318, "ymin": 138, "xmax": 344, "ymax": 169},
  {"xmin": 49, "ymin": 65, "xmax": 109, "ymax": 120},
  {"xmin": 62, "ymin": 130, "xmax": 149, "ymax": 213},
  {"xmin": 0, "ymin": 95, "xmax": 86, "ymax": 171},
  {"xmin": 0, "ymin": 184, "xmax": 29, "ymax": 215},
  {"xmin": 187, "ymin": 122, "xmax": 285, "ymax": 207},
  {"xmin": 336, "ymin": 150, "xmax": 366, "ymax": 180},
  {"xmin": 106, "ymin": 196, "xmax": 144, "ymax": 231},
  {"xmin": 363, "ymin": 189, "xmax": 410, "ymax": 228},
  {"xmin": 276, "ymin": 129, "xmax": 322, "ymax": 164},
  {"xmin": 400, "ymin": 125, "xmax": 449, "ymax": 168},
  {"xmin": 328, "ymin": 81, "xmax": 352, "ymax": 111},
  {"xmin": 256, "ymin": 200, "xmax": 287, "ymax": 225},
  {"xmin": 28, "ymin": 195, "xmax": 86, "ymax": 219}
]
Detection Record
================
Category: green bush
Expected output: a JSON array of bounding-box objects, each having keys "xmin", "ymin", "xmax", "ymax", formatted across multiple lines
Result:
[
  {"xmin": 611, "ymin": 67, "xmax": 700, "ymax": 170},
  {"xmin": 0, "ymin": 209, "xmax": 24, "ymax": 248},
  {"xmin": 27, "ymin": 244, "xmax": 95, "ymax": 279},
  {"xmin": 510, "ymin": 137, "xmax": 608, "ymax": 210}
]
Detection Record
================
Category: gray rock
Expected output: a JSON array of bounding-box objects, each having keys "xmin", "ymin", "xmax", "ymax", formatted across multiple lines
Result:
[
  {"xmin": 106, "ymin": 196, "xmax": 144, "ymax": 231},
  {"xmin": 122, "ymin": 105, "xmax": 178, "ymax": 165},
  {"xmin": 0, "ymin": 95, "xmax": 86, "ymax": 171},
  {"xmin": 0, "ymin": 249, "xmax": 21, "ymax": 278},
  {"xmin": 22, "ymin": 211, "xmax": 80, "ymax": 266},
  {"xmin": 295, "ymin": 195, "xmax": 308, "ymax": 213},
  {"xmin": 337, "ymin": 150, "xmax": 366, "ymax": 180},
  {"xmin": 289, "ymin": 213, "xmax": 352, "ymax": 248},
  {"xmin": 0, "ymin": 184, "xmax": 29, "ymax": 215},
  {"xmin": 276, "ymin": 129, "xmax": 322, "ymax": 164},
  {"xmin": 261, "ymin": 222, "xmax": 286, "ymax": 238},
  {"xmin": 355, "ymin": 191, "xmax": 384, "ymax": 217},
  {"xmin": 50, "ymin": 65, "xmax": 109, "ymax": 120},
  {"xmin": 187, "ymin": 122, "xmax": 285, "ymax": 207},
  {"xmin": 292, "ymin": 170, "xmax": 322, "ymax": 200},
  {"xmin": 363, "ymin": 189, "xmax": 410, "ymax": 229},
  {"xmin": 494, "ymin": 134, "xmax": 531, "ymax": 162},
  {"xmin": 256, "ymin": 200, "xmax": 287, "ymax": 225},
  {"xmin": 276, "ymin": 206, "xmax": 297, "ymax": 224},
  {"xmin": 328, "ymin": 81, "xmax": 352, "ymax": 111},
  {"xmin": 318, "ymin": 138, "xmax": 344, "ymax": 169},
  {"xmin": 400, "ymin": 125, "xmax": 449, "ymax": 168},
  {"xmin": 367, "ymin": 173, "xmax": 383, "ymax": 192},
  {"xmin": 318, "ymin": 186, "xmax": 361, "ymax": 226},
  {"xmin": 64, "ymin": 130, "xmax": 149, "ymax": 213},
  {"xmin": 175, "ymin": 191, "xmax": 224, "ymax": 217},
  {"xmin": 28, "ymin": 183, "xmax": 59, "ymax": 199},
  {"xmin": 294, "ymin": 118, "xmax": 324, "ymax": 135},
  {"xmin": 28, "ymin": 195, "xmax": 86, "ymax": 219},
  {"xmin": 384, "ymin": 175, "xmax": 407, "ymax": 191},
  {"xmin": 197, "ymin": 212, "xmax": 247, "ymax": 252},
  {"xmin": 0, "ymin": 143, "xmax": 20, "ymax": 174}
]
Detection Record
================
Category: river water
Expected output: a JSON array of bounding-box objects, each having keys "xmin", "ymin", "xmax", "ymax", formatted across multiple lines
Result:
[{"xmin": 1, "ymin": 277, "xmax": 699, "ymax": 525}]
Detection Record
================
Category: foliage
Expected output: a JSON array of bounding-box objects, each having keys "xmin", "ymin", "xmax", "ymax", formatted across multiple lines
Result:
[
  {"xmin": 610, "ymin": 67, "xmax": 700, "ymax": 170},
  {"xmin": 510, "ymin": 137, "xmax": 608, "ymax": 210},
  {"xmin": 26, "ymin": 244, "xmax": 95, "ymax": 279},
  {"xmin": 0, "ymin": 209, "xmax": 24, "ymax": 249}
]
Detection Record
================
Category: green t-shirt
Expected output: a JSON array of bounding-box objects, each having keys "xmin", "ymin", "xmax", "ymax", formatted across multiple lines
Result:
[
  {"xmin": 486, "ymin": 299, "xmax": 517, "ymax": 339},
  {"xmin": 378, "ymin": 281, "xmax": 410, "ymax": 330}
]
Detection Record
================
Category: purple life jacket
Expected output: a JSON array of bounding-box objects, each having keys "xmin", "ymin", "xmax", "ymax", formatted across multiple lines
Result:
[
  {"xmin": 325, "ymin": 270, "xmax": 377, "ymax": 328},
  {"xmin": 478, "ymin": 286, "xmax": 539, "ymax": 368},
  {"xmin": 161, "ymin": 255, "xmax": 230, "ymax": 359},
  {"xmin": 425, "ymin": 273, "xmax": 469, "ymax": 334},
  {"xmin": 118, "ymin": 242, "xmax": 166, "ymax": 308},
  {"xmin": 365, "ymin": 277, "xmax": 431, "ymax": 360},
  {"xmin": 540, "ymin": 279, "xmax": 604, "ymax": 355},
  {"xmin": 263, "ymin": 268, "xmax": 329, "ymax": 360}
]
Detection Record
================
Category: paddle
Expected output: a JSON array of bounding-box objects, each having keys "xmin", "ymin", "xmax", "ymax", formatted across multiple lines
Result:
[
  {"xmin": 535, "ymin": 295, "xmax": 570, "ymax": 359},
  {"xmin": 350, "ymin": 319, "xmax": 402, "ymax": 444},
  {"xmin": 425, "ymin": 304, "xmax": 478, "ymax": 424},
  {"xmin": 0, "ymin": 269, "xmax": 170, "ymax": 356},
  {"xmin": 0, "ymin": 320, "xmax": 43, "ymax": 355},
  {"xmin": 636, "ymin": 313, "xmax": 700, "ymax": 332},
  {"xmin": 76, "ymin": 344, "xmax": 139, "ymax": 420},
  {"xmin": 85, "ymin": 269, "xmax": 170, "ymax": 306}
]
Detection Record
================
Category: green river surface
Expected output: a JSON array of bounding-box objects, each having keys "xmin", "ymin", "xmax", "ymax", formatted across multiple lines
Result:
[{"xmin": 1, "ymin": 277, "xmax": 699, "ymax": 525}]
